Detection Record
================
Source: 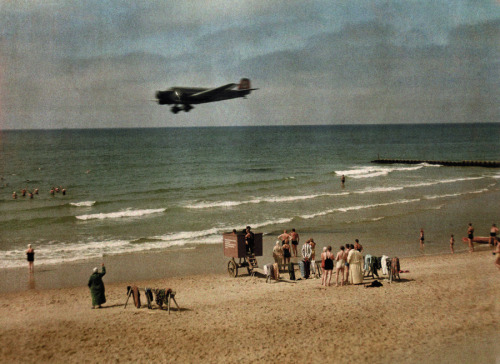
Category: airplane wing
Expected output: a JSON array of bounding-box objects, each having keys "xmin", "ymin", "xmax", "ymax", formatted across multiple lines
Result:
[{"xmin": 188, "ymin": 83, "xmax": 237, "ymax": 100}]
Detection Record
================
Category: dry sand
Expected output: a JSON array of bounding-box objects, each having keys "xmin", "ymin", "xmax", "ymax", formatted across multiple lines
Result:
[{"xmin": 0, "ymin": 250, "xmax": 498, "ymax": 363}]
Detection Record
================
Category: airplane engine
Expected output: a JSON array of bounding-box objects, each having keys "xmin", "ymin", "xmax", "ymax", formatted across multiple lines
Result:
[{"xmin": 156, "ymin": 91, "xmax": 171, "ymax": 105}]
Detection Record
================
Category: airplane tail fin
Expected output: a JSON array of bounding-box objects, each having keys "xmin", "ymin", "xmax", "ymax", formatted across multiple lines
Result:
[{"xmin": 238, "ymin": 78, "xmax": 251, "ymax": 90}]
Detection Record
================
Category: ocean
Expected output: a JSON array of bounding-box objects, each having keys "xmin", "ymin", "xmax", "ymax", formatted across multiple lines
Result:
[{"xmin": 1, "ymin": 123, "xmax": 499, "ymax": 269}]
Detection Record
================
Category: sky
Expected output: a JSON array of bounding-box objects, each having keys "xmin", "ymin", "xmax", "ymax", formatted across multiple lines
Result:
[{"xmin": 0, "ymin": 0, "xmax": 499, "ymax": 129}]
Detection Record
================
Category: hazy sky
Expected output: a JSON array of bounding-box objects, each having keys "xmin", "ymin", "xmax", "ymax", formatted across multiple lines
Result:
[{"xmin": 0, "ymin": 0, "xmax": 499, "ymax": 129}]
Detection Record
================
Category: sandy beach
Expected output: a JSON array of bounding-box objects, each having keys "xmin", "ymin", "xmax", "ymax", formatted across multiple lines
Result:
[{"xmin": 0, "ymin": 249, "xmax": 498, "ymax": 363}]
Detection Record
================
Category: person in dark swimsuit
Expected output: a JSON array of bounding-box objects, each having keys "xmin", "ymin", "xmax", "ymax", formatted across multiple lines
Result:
[
  {"xmin": 282, "ymin": 241, "xmax": 291, "ymax": 266},
  {"xmin": 490, "ymin": 224, "xmax": 499, "ymax": 247},
  {"xmin": 26, "ymin": 244, "xmax": 35, "ymax": 273},
  {"xmin": 467, "ymin": 223, "xmax": 474, "ymax": 253},
  {"xmin": 322, "ymin": 246, "xmax": 334, "ymax": 287},
  {"xmin": 420, "ymin": 228, "xmax": 425, "ymax": 249}
]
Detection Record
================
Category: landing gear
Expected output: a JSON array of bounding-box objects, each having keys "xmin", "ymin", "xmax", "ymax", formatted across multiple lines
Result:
[{"xmin": 170, "ymin": 104, "xmax": 194, "ymax": 114}]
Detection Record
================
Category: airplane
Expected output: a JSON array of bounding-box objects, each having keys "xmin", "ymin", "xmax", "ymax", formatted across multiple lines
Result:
[{"xmin": 155, "ymin": 78, "xmax": 257, "ymax": 114}]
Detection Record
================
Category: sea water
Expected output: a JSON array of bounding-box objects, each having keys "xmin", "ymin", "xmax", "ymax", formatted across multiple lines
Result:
[{"xmin": 0, "ymin": 124, "xmax": 499, "ymax": 268}]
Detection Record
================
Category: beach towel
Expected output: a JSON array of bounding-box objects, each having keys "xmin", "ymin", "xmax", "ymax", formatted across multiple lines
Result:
[
  {"xmin": 364, "ymin": 254, "xmax": 372, "ymax": 271},
  {"xmin": 381, "ymin": 255, "xmax": 390, "ymax": 275},
  {"xmin": 273, "ymin": 263, "xmax": 280, "ymax": 280},
  {"xmin": 132, "ymin": 286, "xmax": 141, "ymax": 308}
]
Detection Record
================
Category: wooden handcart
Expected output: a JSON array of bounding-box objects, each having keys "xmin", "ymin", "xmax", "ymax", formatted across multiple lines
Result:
[{"xmin": 223, "ymin": 231, "xmax": 263, "ymax": 277}]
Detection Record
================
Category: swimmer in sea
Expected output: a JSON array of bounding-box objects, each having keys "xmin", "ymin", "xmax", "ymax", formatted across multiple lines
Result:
[{"xmin": 12, "ymin": 191, "xmax": 17, "ymax": 199}]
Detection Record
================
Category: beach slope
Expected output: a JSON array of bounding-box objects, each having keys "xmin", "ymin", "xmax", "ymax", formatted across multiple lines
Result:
[{"xmin": 0, "ymin": 251, "xmax": 498, "ymax": 363}]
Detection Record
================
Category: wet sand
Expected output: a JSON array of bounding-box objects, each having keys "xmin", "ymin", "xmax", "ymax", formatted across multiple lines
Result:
[{"xmin": 0, "ymin": 250, "xmax": 498, "ymax": 363}]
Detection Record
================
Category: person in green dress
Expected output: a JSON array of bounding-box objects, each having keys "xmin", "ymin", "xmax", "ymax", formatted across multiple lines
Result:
[{"xmin": 88, "ymin": 263, "xmax": 106, "ymax": 309}]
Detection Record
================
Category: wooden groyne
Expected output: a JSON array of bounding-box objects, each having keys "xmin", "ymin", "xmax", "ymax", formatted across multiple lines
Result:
[{"xmin": 371, "ymin": 159, "xmax": 500, "ymax": 168}]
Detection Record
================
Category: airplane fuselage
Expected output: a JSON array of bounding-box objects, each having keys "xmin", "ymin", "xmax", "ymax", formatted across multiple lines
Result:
[
  {"xmin": 155, "ymin": 78, "xmax": 256, "ymax": 113},
  {"xmin": 156, "ymin": 88, "xmax": 251, "ymax": 105}
]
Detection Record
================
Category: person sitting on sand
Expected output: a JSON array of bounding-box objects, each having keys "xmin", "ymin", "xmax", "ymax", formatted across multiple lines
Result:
[
  {"xmin": 322, "ymin": 246, "xmax": 334, "ymax": 287},
  {"xmin": 88, "ymin": 263, "xmax": 106, "ymax": 309},
  {"xmin": 467, "ymin": 223, "xmax": 474, "ymax": 253},
  {"xmin": 450, "ymin": 234, "xmax": 455, "ymax": 254},
  {"xmin": 335, "ymin": 246, "xmax": 346, "ymax": 287},
  {"xmin": 273, "ymin": 241, "xmax": 283, "ymax": 271},
  {"xmin": 490, "ymin": 224, "xmax": 499, "ymax": 247},
  {"xmin": 26, "ymin": 244, "xmax": 35, "ymax": 273}
]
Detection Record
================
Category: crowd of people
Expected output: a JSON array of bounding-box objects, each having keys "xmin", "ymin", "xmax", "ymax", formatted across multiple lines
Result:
[{"xmin": 271, "ymin": 224, "xmax": 500, "ymax": 287}]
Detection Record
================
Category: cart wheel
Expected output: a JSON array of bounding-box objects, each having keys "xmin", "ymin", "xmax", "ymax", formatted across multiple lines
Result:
[{"xmin": 228, "ymin": 260, "xmax": 238, "ymax": 277}]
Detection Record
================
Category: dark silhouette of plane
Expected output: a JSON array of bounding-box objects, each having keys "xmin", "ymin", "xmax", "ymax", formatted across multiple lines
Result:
[{"xmin": 156, "ymin": 78, "xmax": 257, "ymax": 114}]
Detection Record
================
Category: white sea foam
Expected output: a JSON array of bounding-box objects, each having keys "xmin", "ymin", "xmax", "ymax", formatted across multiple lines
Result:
[
  {"xmin": 300, "ymin": 198, "xmax": 421, "ymax": 220},
  {"xmin": 355, "ymin": 186, "xmax": 404, "ymax": 194},
  {"xmin": 185, "ymin": 192, "xmax": 350, "ymax": 209},
  {"xmin": 76, "ymin": 208, "xmax": 165, "ymax": 221},
  {"xmin": 70, "ymin": 201, "xmax": 96, "ymax": 207},
  {"xmin": 335, "ymin": 165, "xmax": 424, "ymax": 179}
]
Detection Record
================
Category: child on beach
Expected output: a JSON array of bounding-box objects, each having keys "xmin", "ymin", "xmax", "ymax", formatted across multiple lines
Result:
[{"xmin": 450, "ymin": 234, "xmax": 455, "ymax": 254}]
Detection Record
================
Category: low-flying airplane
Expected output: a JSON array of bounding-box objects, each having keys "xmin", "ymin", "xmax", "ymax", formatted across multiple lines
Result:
[{"xmin": 155, "ymin": 78, "xmax": 257, "ymax": 114}]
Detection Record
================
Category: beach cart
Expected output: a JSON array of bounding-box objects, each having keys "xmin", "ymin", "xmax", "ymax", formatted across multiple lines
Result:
[{"xmin": 223, "ymin": 231, "xmax": 263, "ymax": 277}]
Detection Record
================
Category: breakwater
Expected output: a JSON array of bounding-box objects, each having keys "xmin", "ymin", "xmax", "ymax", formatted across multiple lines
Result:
[{"xmin": 371, "ymin": 159, "xmax": 500, "ymax": 168}]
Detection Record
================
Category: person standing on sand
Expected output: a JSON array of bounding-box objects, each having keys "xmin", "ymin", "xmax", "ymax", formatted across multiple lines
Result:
[
  {"xmin": 278, "ymin": 230, "xmax": 290, "ymax": 246},
  {"xmin": 88, "ymin": 263, "xmax": 106, "ymax": 309},
  {"xmin": 490, "ymin": 224, "xmax": 499, "ymax": 247},
  {"xmin": 335, "ymin": 246, "xmax": 345, "ymax": 287},
  {"xmin": 344, "ymin": 244, "xmax": 351, "ymax": 284},
  {"xmin": 450, "ymin": 234, "xmax": 455, "ymax": 254},
  {"xmin": 322, "ymin": 246, "xmax": 334, "ymax": 286},
  {"xmin": 354, "ymin": 239, "xmax": 363, "ymax": 253},
  {"xmin": 273, "ymin": 241, "xmax": 283, "ymax": 271},
  {"xmin": 26, "ymin": 244, "xmax": 35, "ymax": 273},
  {"xmin": 245, "ymin": 226, "xmax": 255, "ymax": 255},
  {"xmin": 309, "ymin": 239, "xmax": 316, "ymax": 277},
  {"xmin": 347, "ymin": 246, "xmax": 364, "ymax": 285},
  {"xmin": 282, "ymin": 240, "xmax": 291, "ymax": 268},
  {"xmin": 494, "ymin": 243, "xmax": 500, "ymax": 270},
  {"xmin": 467, "ymin": 223, "xmax": 474, "ymax": 253},
  {"xmin": 320, "ymin": 247, "xmax": 327, "ymax": 279},
  {"xmin": 419, "ymin": 228, "xmax": 425, "ymax": 249},
  {"xmin": 289, "ymin": 228, "xmax": 299, "ymax": 257}
]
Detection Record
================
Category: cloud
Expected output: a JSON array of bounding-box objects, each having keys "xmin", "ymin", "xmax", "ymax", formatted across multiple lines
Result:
[{"xmin": 0, "ymin": 1, "xmax": 499, "ymax": 129}]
